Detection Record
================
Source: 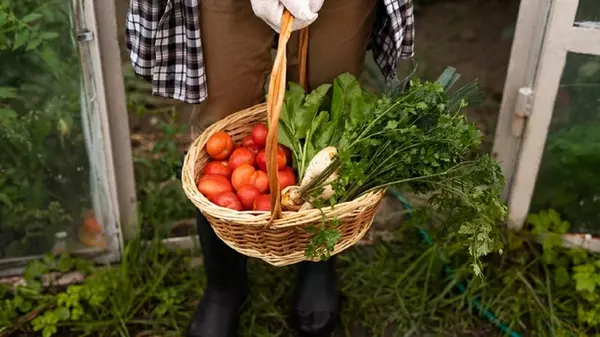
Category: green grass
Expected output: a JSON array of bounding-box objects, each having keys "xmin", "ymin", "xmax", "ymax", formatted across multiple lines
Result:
[
  {"xmin": 3, "ymin": 223, "xmax": 590, "ymax": 337},
  {"xmin": 2, "ymin": 225, "xmax": 492, "ymax": 337}
]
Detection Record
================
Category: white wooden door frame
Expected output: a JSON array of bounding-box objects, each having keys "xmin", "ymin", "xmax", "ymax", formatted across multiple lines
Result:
[
  {"xmin": 73, "ymin": 0, "xmax": 124, "ymax": 264},
  {"xmin": 492, "ymin": 0, "xmax": 552, "ymax": 201},
  {"xmin": 75, "ymin": 0, "xmax": 140, "ymax": 261},
  {"xmin": 506, "ymin": 0, "xmax": 600, "ymax": 230}
]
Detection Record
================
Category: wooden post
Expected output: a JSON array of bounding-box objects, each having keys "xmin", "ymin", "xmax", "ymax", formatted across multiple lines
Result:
[{"xmin": 491, "ymin": 0, "xmax": 551, "ymax": 201}]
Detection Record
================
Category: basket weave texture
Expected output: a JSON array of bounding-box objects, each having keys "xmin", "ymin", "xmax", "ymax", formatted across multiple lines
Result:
[{"xmin": 181, "ymin": 11, "xmax": 384, "ymax": 266}]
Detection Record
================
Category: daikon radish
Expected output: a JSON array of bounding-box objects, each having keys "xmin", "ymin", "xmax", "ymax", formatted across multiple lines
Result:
[{"xmin": 281, "ymin": 146, "xmax": 338, "ymax": 211}]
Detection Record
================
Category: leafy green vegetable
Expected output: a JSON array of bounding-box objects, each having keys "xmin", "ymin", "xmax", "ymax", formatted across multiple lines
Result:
[
  {"xmin": 328, "ymin": 74, "xmax": 363, "ymax": 147},
  {"xmin": 278, "ymin": 74, "xmax": 379, "ymax": 182},
  {"xmin": 278, "ymin": 83, "xmax": 331, "ymax": 180}
]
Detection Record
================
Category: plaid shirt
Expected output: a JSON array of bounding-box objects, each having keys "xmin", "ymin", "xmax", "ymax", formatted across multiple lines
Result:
[{"xmin": 126, "ymin": 0, "xmax": 415, "ymax": 104}]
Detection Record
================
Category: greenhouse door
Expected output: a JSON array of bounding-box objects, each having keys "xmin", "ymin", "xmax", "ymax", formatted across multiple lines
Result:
[
  {"xmin": 0, "ymin": 0, "xmax": 134, "ymax": 275},
  {"xmin": 493, "ymin": 0, "xmax": 600, "ymax": 234}
]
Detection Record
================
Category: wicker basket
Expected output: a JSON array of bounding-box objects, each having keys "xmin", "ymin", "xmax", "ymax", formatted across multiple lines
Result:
[{"xmin": 181, "ymin": 11, "xmax": 384, "ymax": 266}]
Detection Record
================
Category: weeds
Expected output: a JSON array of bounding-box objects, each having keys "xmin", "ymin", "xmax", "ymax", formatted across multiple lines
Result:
[{"xmin": 0, "ymin": 236, "xmax": 205, "ymax": 337}]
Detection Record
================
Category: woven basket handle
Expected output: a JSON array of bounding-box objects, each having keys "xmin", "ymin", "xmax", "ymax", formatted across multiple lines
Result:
[{"xmin": 265, "ymin": 10, "xmax": 308, "ymax": 225}]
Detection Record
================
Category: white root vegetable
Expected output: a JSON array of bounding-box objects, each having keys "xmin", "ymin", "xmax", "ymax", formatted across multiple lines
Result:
[
  {"xmin": 301, "ymin": 146, "xmax": 338, "ymax": 199},
  {"xmin": 298, "ymin": 201, "xmax": 315, "ymax": 211},
  {"xmin": 301, "ymin": 147, "xmax": 336, "ymax": 186},
  {"xmin": 281, "ymin": 185, "xmax": 303, "ymax": 211},
  {"xmin": 281, "ymin": 146, "xmax": 338, "ymax": 211}
]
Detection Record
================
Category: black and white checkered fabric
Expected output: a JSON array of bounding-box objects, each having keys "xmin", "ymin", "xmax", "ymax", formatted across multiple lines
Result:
[
  {"xmin": 125, "ymin": 0, "xmax": 414, "ymax": 104},
  {"xmin": 374, "ymin": 0, "xmax": 415, "ymax": 81}
]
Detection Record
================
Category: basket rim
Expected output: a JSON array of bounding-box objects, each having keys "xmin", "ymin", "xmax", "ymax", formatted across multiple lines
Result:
[
  {"xmin": 211, "ymin": 206, "xmax": 377, "ymax": 267},
  {"xmin": 181, "ymin": 103, "xmax": 385, "ymax": 229}
]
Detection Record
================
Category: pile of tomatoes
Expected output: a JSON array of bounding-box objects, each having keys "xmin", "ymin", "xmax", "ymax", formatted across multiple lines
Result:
[{"xmin": 197, "ymin": 123, "xmax": 297, "ymax": 211}]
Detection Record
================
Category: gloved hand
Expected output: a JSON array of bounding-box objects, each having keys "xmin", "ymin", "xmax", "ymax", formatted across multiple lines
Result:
[{"xmin": 251, "ymin": 0, "xmax": 324, "ymax": 32}]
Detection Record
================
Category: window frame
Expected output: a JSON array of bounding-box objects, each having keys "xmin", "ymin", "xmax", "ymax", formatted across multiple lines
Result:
[{"xmin": 505, "ymin": 0, "xmax": 600, "ymax": 230}]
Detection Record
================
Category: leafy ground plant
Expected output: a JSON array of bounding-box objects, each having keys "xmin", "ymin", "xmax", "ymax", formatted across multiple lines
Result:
[
  {"xmin": 458, "ymin": 209, "xmax": 600, "ymax": 337},
  {"xmin": 0, "ymin": 236, "xmax": 205, "ymax": 337}
]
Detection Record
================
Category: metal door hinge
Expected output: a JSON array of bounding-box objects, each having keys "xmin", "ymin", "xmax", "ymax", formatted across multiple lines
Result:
[
  {"xmin": 512, "ymin": 87, "xmax": 534, "ymax": 137},
  {"xmin": 77, "ymin": 29, "xmax": 94, "ymax": 43}
]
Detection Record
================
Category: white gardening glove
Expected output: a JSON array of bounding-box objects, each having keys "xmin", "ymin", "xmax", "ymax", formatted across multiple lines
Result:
[{"xmin": 251, "ymin": 0, "xmax": 324, "ymax": 32}]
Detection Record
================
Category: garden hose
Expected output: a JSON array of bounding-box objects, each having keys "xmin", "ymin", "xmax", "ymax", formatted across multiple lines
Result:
[{"xmin": 388, "ymin": 188, "xmax": 523, "ymax": 337}]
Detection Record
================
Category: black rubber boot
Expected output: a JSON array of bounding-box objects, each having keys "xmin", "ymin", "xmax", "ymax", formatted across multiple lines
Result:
[
  {"xmin": 291, "ymin": 258, "xmax": 339, "ymax": 337},
  {"xmin": 186, "ymin": 210, "xmax": 248, "ymax": 337}
]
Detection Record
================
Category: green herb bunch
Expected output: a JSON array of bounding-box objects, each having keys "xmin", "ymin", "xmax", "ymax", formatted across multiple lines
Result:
[{"xmin": 279, "ymin": 68, "xmax": 506, "ymax": 272}]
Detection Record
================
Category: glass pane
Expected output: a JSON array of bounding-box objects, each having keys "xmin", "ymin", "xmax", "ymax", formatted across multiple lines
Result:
[
  {"xmin": 0, "ymin": 1, "xmax": 102, "ymax": 260},
  {"xmin": 530, "ymin": 53, "xmax": 600, "ymax": 234},
  {"xmin": 575, "ymin": 0, "xmax": 600, "ymax": 27}
]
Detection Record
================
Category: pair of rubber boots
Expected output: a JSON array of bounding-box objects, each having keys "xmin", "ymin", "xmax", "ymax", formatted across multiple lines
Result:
[{"xmin": 187, "ymin": 210, "xmax": 339, "ymax": 337}]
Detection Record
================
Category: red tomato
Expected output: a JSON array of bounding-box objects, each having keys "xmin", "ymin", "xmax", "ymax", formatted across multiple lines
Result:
[
  {"xmin": 228, "ymin": 148, "xmax": 256, "ymax": 170},
  {"xmin": 83, "ymin": 210, "xmax": 102, "ymax": 234},
  {"xmin": 256, "ymin": 150, "xmax": 267, "ymax": 172},
  {"xmin": 242, "ymin": 135, "xmax": 262, "ymax": 154},
  {"xmin": 242, "ymin": 135, "xmax": 254, "ymax": 148},
  {"xmin": 197, "ymin": 175, "xmax": 233, "ymax": 202},
  {"xmin": 276, "ymin": 148, "xmax": 287, "ymax": 170},
  {"xmin": 278, "ymin": 169, "xmax": 297, "ymax": 191},
  {"xmin": 213, "ymin": 192, "xmax": 243, "ymax": 211},
  {"xmin": 249, "ymin": 145, "xmax": 262, "ymax": 155},
  {"xmin": 203, "ymin": 161, "xmax": 232, "ymax": 178},
  {"xmin": 278, "ymin": 144, "xmax": 293, "ymax": 165},
  {"xmin": 253, "ymin": 194, "xmax": 271, "ymax": 211},
  {"xmin": 231, "ymin": 164, "xmax": 256, "ymax": 191},
  {"xmin": 256, "ymin": 148, "xmax": 286, "ymax": 172},
  {"xmin": 251, "ymin": 124, "xmax": 268, "ymax": 147},
  {"xmin": 206, "ymin": 131, "xmax": 234, "ymax": 160},
  {"xmin": 281, "ymin": 166, "xmax": 295, "ymax": 174},
  {"xmin": 236, "ymin": 185, "xmax": 261, "ymax": 210},
  {"xmin": 250, "ymin": 170, "xmax": 270, "ymax": 194}
]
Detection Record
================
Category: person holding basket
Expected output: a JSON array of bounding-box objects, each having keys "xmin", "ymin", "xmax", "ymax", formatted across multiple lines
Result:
[{"xmin": 125, "ymin": 0, "xmax": 414, "ymax": 336}]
